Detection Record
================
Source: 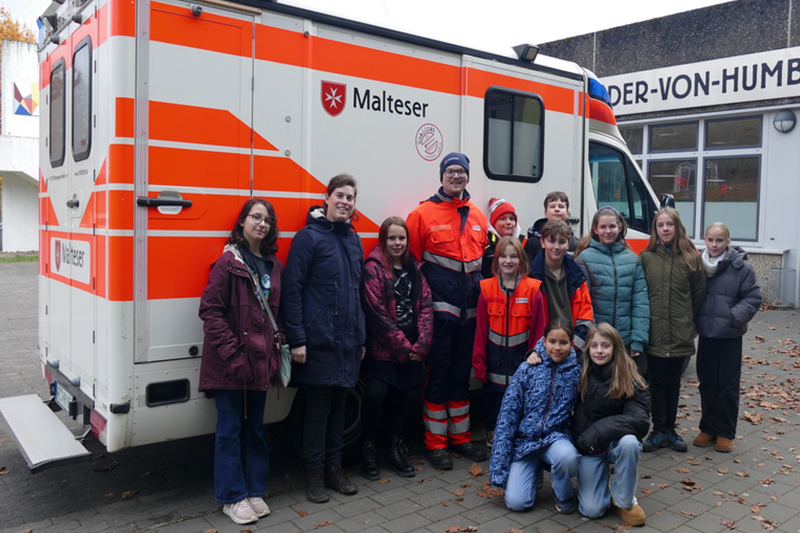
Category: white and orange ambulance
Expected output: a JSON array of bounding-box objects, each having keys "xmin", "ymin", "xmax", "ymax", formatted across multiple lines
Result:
[{"xmin": 0, "ymin": 0, "xmax": 664, "ymax": 470}]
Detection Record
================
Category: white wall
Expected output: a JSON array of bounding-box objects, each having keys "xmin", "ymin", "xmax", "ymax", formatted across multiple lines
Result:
[
  {"xmin": 1, "ymin": 172, "xmax": 38, "ymax": 251},
  {"xmin": 761, "ymin": 107, "xmax": 800, "ymax": 306},
  {"xmin": 1, "ymin": 40, "xmax": 39, "ymax": 137},
  {"xmin": 1, "ymin": 39, "xmax": 40, "ymax": 252}
]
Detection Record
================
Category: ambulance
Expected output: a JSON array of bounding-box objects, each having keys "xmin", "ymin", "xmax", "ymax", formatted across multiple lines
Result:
[{"xmin": 0, "ymin": 0, "xmax": 665, "ymax": 470}]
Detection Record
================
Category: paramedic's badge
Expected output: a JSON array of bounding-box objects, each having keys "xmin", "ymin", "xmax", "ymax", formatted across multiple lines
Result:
[{"xmin": 321, "ymin": 81, "xmax": 347, "ymax": 117}]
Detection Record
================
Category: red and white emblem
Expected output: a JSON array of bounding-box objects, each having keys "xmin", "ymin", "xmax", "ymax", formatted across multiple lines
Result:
[
  {"xmin": 321, "ymin": 81, "xmax": 347, "ymax": 117},
  {"xmin": 55, "ymin": 240, "xmax": 61, "ymax": 272}
]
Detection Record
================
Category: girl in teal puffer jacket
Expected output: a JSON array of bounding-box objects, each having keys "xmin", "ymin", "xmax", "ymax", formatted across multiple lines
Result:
[{"xmin": 574, "ymin": 207, "xmax": 649, "ymax": 374}]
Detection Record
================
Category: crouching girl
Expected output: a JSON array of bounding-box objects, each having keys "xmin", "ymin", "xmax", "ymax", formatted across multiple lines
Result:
[
  {"xmin": 489, "ymin": 319, "xmax": 581, "ymax": 513},
  {"xmin": 574, "ymin": 324, "xmax": 650, "ymax": 527}
]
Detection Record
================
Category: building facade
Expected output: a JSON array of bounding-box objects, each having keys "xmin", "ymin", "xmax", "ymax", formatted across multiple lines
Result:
[
  {"xmin": 1, "ymin": 39, "xmax": 39, "ymax": 252},
  {"xmin": 540, "ymin": 0, "xmax": 800, "ymax": 306}
]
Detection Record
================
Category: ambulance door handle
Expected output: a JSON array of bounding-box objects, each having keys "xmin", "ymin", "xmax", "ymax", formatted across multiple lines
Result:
[
  {"xmin": 136, "ymin": 197, "xmax": 193, "ymax": 208},
  {"xmin": 66, "ymin": 198, "xmax": 80, "ymax": 208}
]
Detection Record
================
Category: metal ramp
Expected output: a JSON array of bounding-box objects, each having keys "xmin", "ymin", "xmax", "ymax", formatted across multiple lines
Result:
[{"xmin": 0, "ymin": 394, "xmax": 91, "ymax": 472}]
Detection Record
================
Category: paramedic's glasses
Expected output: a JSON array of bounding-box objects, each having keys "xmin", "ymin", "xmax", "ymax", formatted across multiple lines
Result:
[
  {"xmin": 248, "ymin": 214, "xmax": 272, "ymax": 226},
  {"xmin": 443, "ymin": 169, "xmax": 468, "ymax": 177}
]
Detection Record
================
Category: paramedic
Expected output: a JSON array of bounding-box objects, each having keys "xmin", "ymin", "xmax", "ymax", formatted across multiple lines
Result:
[
  {"xmin": 406, "ymin": 152, "xmax": 489, "ymax": 469},
  {"xmin": 282, "ymin": 174, "xmax": 366, "ymax": 504}
]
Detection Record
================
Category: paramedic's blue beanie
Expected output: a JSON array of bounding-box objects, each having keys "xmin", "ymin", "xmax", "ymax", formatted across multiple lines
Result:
[{"xmin": 439, "ymin": 152, "xmax": 470, "ymax": 181}]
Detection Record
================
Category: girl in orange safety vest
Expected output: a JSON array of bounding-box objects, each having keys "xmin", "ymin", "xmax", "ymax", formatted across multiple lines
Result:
[{"xmin": 473, "ymin": 237, "xmax": 547, "ymax": 448}]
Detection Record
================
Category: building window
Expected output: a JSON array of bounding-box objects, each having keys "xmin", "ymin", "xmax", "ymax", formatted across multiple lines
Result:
[
  {"xmin": 50, "ymin": 60, "xmax": 66, "ymax": 167},
  {"xmin": 649, "ymin": 122, "xmax": 698, "ymax": 152},
  {"xmin": 703, "ymin": 156, "xmax": 760, "ymax": 241},
  {"xmin": 72, "ymin": 37, "xmax": 92, "ymax": 162},
  {"xmin": 627, "ymin": 114, "xmax": 763, "ymax": 243},
  {"xmin": 705, "ymin": 116, "xmax": 761, "ymax": 150},
  {"xmin": 484, "ymin": 88, "xmax": 544, "ymax": 182},
  {"xmin": 620, "ymin": 125, "xmax": 643, "ymax": 155},
  {"xmin": 647, "ymin": 159, "xmax": 697, "ymax": 237}
]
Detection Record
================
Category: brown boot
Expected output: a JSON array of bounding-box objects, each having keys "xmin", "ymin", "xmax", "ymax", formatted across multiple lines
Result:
[
  {"xmin": 715, "ymin": 437, "xmax": 734, "ymax": 453},
  {"xmin": 616, "ymin": 503, "xmax": 646, "ymax": 526},
  {"xmin": 306, "ymin": 469, "xmax": 330, "ymax": 503},
  {"xmin": 324, "ymin": 467, "xmax": 358, "ymax": 495},
  {"xmin": 692, "ymin": 432, "xmax": 715, "ymax": 447}
]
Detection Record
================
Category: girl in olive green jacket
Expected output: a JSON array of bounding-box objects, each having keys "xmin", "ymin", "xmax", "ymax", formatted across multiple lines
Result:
[{"xmin": 639, "ymin": 208, "xmax": 705, "ymax": 453}]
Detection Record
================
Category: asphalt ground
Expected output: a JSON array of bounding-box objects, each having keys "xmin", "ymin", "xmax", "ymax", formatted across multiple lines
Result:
[{"xmin": 1, "ymin": 260, "xmax": 800, "ymax": 533}]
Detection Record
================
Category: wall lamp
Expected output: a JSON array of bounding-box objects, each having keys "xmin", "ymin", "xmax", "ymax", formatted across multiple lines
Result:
[
  {"xmin": 513, "ymin": 44, "xmax": 539, "ymax": 63},
  {"xmin": 773, "ymin": 110, "xmax": 796, "ymax": 133}
]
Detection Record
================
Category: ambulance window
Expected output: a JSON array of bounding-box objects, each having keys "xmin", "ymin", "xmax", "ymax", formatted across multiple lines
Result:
[
  {"xmin": 50, "ymin": 60, "xmax": 66, "ymax": 167},
  {"xmin": 484, "ymin": 88, "xmax": 544, "ymax": 182},
  {"xmin": 72, "ymin": 38, "xmax": 92, "ymax": 162},
  {"xmin": 589, "ymin": 141, "xmax": 655, "ymax": 234}
]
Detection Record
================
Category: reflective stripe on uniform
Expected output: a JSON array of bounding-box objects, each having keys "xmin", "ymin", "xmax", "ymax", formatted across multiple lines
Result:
[
  {"xmin": 448, "ymin": 417, "xmax": 470, "ymax": 436},
  {"xmin": 488, "ymin": 329, "xmax": 529, "ymax": 347},
  {"xmin": 487, "ymin": 372, "xmax": 513, "ymax": 386},
  {"xmin": 463, "ymin": 257, "xmax": 482, "ymax": 273},
  {"xmin": 447, "ymin": 404, "xmax": 469, "ymax": 417},
  {"xmin": 423, "ymin": 405, "xmax": 448, "ymax": 420},
  {"xmin": 423, "ymin": 251, "xmax": 464, "ymax": 272},
  {"xmin": 424, "ymin": 417, "xmax": 448, "ymax": 435},
  {"xmin": 432, "ymin": 301, "xmax": 462, "ymax": 317},
  {"xmin": 466, "ymin": 308, "xmax": 477, "ymax": 319}
]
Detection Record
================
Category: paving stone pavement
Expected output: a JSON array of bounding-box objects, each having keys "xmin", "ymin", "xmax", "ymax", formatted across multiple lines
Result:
[{"xmin": 2, "ymin": 261, "xmax": 800, "ymax": 533}]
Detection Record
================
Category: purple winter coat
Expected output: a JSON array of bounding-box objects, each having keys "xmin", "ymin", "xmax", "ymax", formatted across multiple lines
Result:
[
  {"xmin": 198, "ymin": 245, "xmax": 283, "ymax": 391},
  {"xmin": 363, "ymin": 246, "xmax": 434, "ymax": 363}
]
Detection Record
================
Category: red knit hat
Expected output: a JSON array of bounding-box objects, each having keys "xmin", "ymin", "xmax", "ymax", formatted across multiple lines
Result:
[{"xmin": 489, "ymin": 198, "xmax": 517, "ymax": 228}]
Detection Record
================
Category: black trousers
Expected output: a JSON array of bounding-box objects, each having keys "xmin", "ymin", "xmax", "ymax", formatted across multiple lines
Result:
[
  {"xmin": 696, "ymin": 336, "xmax": 743, "ymax": 440},
  {"xmin": 646, "ymin": 355, "xmax": 687, "ymax": 434},
  {"xmin": 423, "ymin": 320, "xmax": 475, "ymax": 405},
  {"xmin": 303, "ymin": 385, "xmax": 346, "ymax": 470},
  {"xmin": 362, "ymin": 379, "xmax": 408, "ymax": 442}
]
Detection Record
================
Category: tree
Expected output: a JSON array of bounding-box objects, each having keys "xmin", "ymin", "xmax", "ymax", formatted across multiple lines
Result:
[{"xmin": 0, "ymin": 7, "xmax": 36, "ymax": 43}]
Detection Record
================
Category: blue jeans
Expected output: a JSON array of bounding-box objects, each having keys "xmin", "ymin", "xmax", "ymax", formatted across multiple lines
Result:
[
  {"xmin": 577, "ymin": 434, "xmax": 641, "ymax": 517},
  {"xmin": 504, "ymin": 439, "xmax": 579, "ymax": 512},
  {"xmin": 214, "ymin": 389, "xmax": 269, "ymax": 504}
]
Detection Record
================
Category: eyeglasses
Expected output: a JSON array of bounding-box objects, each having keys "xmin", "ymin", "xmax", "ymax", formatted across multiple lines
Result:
[
  {"xmin": 248, "ymin": 214, "xmax": 272, "ymax": 226},
  {"xmin": 443, "ymin": 169, "xmax": 468, "ymax": 177}
]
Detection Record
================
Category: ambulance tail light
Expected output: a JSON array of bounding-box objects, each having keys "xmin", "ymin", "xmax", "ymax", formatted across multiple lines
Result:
[{"xmin": 90, "ymin": 409, "xmax": 107, "ymax": 445}]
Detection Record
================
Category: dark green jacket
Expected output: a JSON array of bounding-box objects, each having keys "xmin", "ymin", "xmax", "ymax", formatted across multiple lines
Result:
[{"xmin": 640, "ymin": 244, "xmax": 706, "ymax": 358}]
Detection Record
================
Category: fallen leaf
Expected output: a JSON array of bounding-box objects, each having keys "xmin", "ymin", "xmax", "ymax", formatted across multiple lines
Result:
[
  {"xmin": 442, "ymin": 501, "xmax": 451, "ymax": 507},
  {"xmin": 460, "ymin": 483, "xmax": 472, "ymax": 488},
  {"xmin": 298, "ymin": 510, "xmax": 309, "ymax": 517},
  {"xmin": 313, "ymin": 520, "xmax": 333, "ymax": 529},
  {"xmin": 737, "ymin": 471, "xmax": 750, "ymax": 477},
  {"xmin": 104, "ymin": 493, "xmax": 115, "ymax": 498},
  {"xmin": 0, "ymin": 471, "xmax": 10, "ymax": 476},
  {"xmin": 379, "ymin": 478, "xmax": 391, "ymax": 484},
  {"xmin": 641, "ymin": 489, "xmax": 654, "ymax": 495},
  {"xmin": 751, "ymin": 506, "xmax": 761, "ymax": 514},
  {"xmin": 121, "ymin": 490, "xmax": 138, "ymax": 499},
  {"xmin": 718, "ymin": 467, "xmax": 730, "ymax": 474},
  {"xmin": 205, "ymin": 530, "xmax": 218, "ymax": 533},
  {"xmin": 469, "ymin": 463, "xmax": 484, "ymax": 477},
  {"xmin": 720, "ymin": 518, "xmax": 736, "ymax": 529},
  {"xmin": 454, "ymin": 489, "xmax": 465, "ymax": 496},
  {"xmin": 759, "ymin": 478, "xmax": 775, "ymax": 485},
  {"xmin": 676, "ymin": 467, "xmax": 691, "ymax": 473}
]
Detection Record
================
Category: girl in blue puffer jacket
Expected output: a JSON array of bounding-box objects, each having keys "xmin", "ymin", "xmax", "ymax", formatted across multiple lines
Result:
[
  {"xmin": 490, "ymin": 319, "xmax": 581, "ymax": 514},
  {"xmin": 574, "ymin": 206, "xmax": 649, "ymax": 374},
  {"xmin": 692, "ymin": 222, "xmax": 761, "ymax": 453}
]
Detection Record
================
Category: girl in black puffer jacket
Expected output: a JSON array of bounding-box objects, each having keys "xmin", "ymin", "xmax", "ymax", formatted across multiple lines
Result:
[
  {"xmin": 692, "ymin": 223, "xmax": 761, "ymax": 453},
  {"xmin": 573, "ymin": 324, "xmax": 650, "ymax": 527}
]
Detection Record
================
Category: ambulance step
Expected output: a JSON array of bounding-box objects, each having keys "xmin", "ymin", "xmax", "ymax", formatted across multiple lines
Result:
[{"xmin": 0, "ymin": 394, "xmax": 91, "ymax": 472}]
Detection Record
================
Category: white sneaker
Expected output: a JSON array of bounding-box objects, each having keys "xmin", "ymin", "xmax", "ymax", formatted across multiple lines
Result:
[
  {"xmin": 247, "ymin": 496, "xmax": 271, "ymax": 517},
  {"xmin": 223, "ymin": 498, "xmax": 258, "ymax": 525}
]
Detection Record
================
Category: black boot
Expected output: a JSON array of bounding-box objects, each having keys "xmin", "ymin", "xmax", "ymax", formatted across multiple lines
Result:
[
  {"xmin": 324, "ymin": 467, "xmax": 358, "ymax": 495},
  {"xmin": 306, "ymin": 469, "xmax": 330, "ymax": 503},
  {"xmin": 385, "ymin": 436, "xmax": 415, "ymax": 478},
  {"xmin": 362, "ymin": 440, "xmax": 381, "ymax": 481}
]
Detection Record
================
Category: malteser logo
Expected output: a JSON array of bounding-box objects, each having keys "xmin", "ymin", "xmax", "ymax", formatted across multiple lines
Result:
[
  {"xmin": 321, "ymin": 81, "xmax": 347, "ymax": 117},
  {"xmin": 51, "ymin": 238, "xmax": 90, "ymax": 284},
  {"xmin": 55, "ymin": 240, "xmax": 61, "ymax": 271}
]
